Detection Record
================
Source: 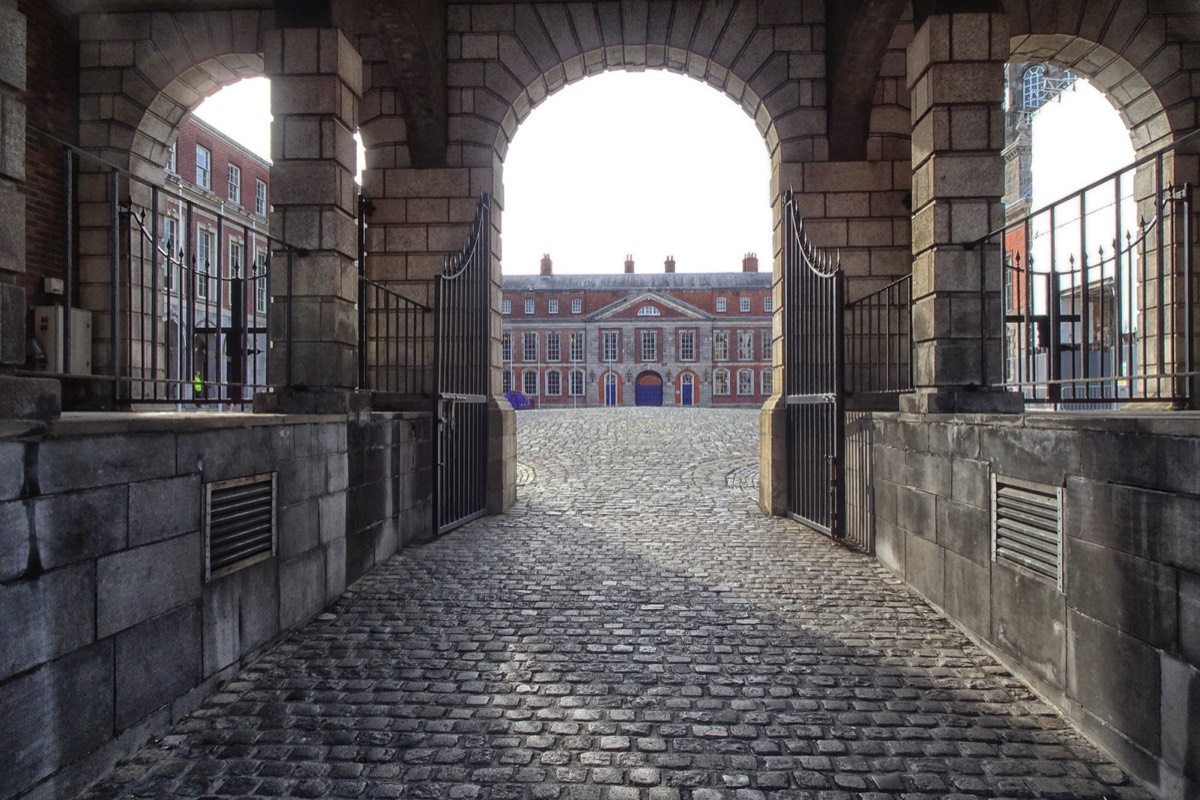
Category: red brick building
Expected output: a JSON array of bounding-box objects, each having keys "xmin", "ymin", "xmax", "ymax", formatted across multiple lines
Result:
[{"xmin": 502, "ymin": 254, "xmax": 773, "ymax": 408}]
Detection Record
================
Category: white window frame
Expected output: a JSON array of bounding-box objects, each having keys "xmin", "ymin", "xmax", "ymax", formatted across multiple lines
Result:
[
  {"xmin": 254, "ymin": 249, "xmax": 268, "ymax": 314},
  {"xmin": 196, "ymin": 229, "xmax": 214, "ymax": 300},
  {"xmin": 546, "ymin": 332, "xmax": 561, "ymax": 362},
  {"xmin": 227, "ymin": 163, "xmax": 241, "ymax": 205},
  {"xmin": 569, "ymin": 369, "xmax": 585, "ymax": 397},
  {"xmin": 764, "ymin": 296, "xmax": 774, "ymax": 313},
  {"xmin": 569, "ymin": 332, "xmax": 584, "ymax": 362},
  {"xmin": 637, "ymin": 306, "xmax": 661, "ymax": 316},
  {"xmin": 713, "ymin": 330, "xmax": 729, "ymax": 361},
  {"xmin": 602, "ymin": 331, "xmax": 619, "ymax": 362},
  {"xmin": 523, "ymin": 332, "xmax": 538, "ymax": 362},
  {"xmin": 679, "ymin": 330, "xmax": 696, "ymax": 362},
  {"xmin": 502, "ymin": 333, "xmax": 513, "ymax": 362},
  {"xmin": 502, "ymin": 298, "xmax": 511, "ymax": 315},
  {"xmin": 762, "ymin": 329, "xmax": 773, "ymax": 361},
  {"xmin": 713, "ymin": 368, "xmax": 730, "ymax": 396},
  {"xmin": 571, "ymin": 298, "xmax": 582, "ymax": 314},
  {"xmin": 641, "ymin": 330, "xmax": 657, "ymax": 362},
  {"xmin": 545, "ymin": 370, "xmax": 562, "ymax": 396},
  {"xmin": 740, "ymin": 297, "xmax": 751, "ymax": 313},
  {"xmin": 196, "ymin": 145, "xmax": 212, "ymax": 190},
  {"xmin": 716, "ymin": 297, "xmax": 727, "ymax": 313},
  {"xmin": 761, "ymin": 368, "xmax": 774, "ymax": 395},
  {"xmin": 502, "ymin": 369, "xmax": 513, "ymax": 394},
  {"xmin": 255, "ymin": 179, "xmax": 267, "ymax": 216},
  {"xmin": 737, "ymin": 368, "xmax": 754, "ymax": 395},
  {"xmin": 523, "ymin": 370, "xmax": 538, "ymax": 396},
  {"xmin": 548, "ymin": 298, "xmax": 559, "ymax": 315},
  {"xmin": 738, "ymin": 330, "xmax": 754, "ymax": 361},
  {"xmin": 524, "ymin": 298, "xmax": 535, "ymax": 315},
  {"xmin": 228, "ymin": 239, "xmax": 243, "ymax": 279},
  {"xmin": 166, "ymin": 141, "xmax": 177, "ymax": 174}
]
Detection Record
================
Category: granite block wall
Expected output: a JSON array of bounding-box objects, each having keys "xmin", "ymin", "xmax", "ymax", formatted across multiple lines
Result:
[
  {"xmin": 866, "ymin": 412, "xmax": 1200, "ymax": 799},
  {"xmin": 0, "ymin": 411, "xmax": 432, "ymax": 800}
]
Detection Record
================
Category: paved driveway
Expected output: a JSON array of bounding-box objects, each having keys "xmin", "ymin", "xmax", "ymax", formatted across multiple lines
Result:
[{"xmin": 82, "ymin": 408, "xmax": 1148, "ymax": 799}]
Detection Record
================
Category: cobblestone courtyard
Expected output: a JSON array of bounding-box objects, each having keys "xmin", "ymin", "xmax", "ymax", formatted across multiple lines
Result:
[{"xmin": 82, "ymin": 408, "xmax": 1148, "ymax": 799}]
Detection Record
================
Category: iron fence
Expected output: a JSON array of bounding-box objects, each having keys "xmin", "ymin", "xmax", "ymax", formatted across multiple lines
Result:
[
  {"xmin": 32, "ymin": 129, "xmax": 308, "ymax": 409},
  {"xmin": 975, "ymin": 129, "xmax": 1199, "ymax": 409},
  {"xmin": 844, "ymin": 274, "xmax": 912, "ymax": 401}
]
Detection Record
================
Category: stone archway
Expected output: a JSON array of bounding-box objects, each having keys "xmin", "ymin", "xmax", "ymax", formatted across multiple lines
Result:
[{"xmin": 634, "ymin": 370, "xmax": 664, "ymax": 407}]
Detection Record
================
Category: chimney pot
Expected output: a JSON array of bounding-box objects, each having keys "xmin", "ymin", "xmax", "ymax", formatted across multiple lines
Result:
[
  {"xmin": 742, "ymin": 252, "xmax": 759, "ymax": 273},
  {"xmin": 624, "ymin": 254, "xmax": 635, "ymax": 274},
  {"xmin": 664, "ymin": 255, "xmax": 675, "ymax": 273},
  {"xmin": 540, "ymin": 253, "xmax": 553, "ymax": 276}
]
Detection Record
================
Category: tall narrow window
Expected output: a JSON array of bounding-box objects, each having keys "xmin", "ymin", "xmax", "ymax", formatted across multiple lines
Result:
[
  {"xmin": 740, "ymin": 297, "xmax": 751, "ymax": 313},
  {"xmin": 228, "ymin": 240, "xmax": 243, "ymax": 279},
  {"xmin": 166, "ymin": 141, "xmax": 177, "ymax": 174},
  {"xmin": 713, "ymin": 330, "xmax": 729, "ymax": 361},
  {"xmin": 161, "ymin": 217, "xmax": 177, "ymax": 286},
  {"xmin": 679, "ymin": 330, "xmax": 696, "ymax": 361},
  {"xmin": 502, "ymin": 298, "xmax": 511, "ymax": 314},
  {"xmin": 571, "ymin": 298, "xmax": 582, "ymax": 314},
  {"xmin": 763, "ymin": 296, "xmax": 773, "ymax": 313},
  {"xmin": 227, "ymin": 163, "xmax": 241, "ymax": 204},
  {"xmin": 196, "ymin": 145, "xmax": 212, "ymax": 190},
  {"xmin": 546, "ymin": 370, "xmax": 562, "ymax": 396},
  {"xmin": 641, "ymin": 331, "xmax": 657, "ymax": 361},
  {"xmin": 255, "ymin": 179, "xmax": 267, "ymax": 216},
  {"xmin": 713, "ymin": 369, "xmax": 730, "ymax": 396},
  {"xmin": 546, "ymin": 332, "xmax": 561, "ymax": 362},
  {"xmin": 254, "ymin": 250, "xmax": 268, "ymax": 314},
  {"xmin": 523, "ymin": 332, "xmax": 538, "ymax": 362},
  {"xmin": 761, "ymin": 368, "xmax": 774, "ymax": 395},
  {"xmin": 762, "ymin": 329, "xmax": 773, "ymax": 361},
  {"xmin": 569, "ymin": 370, "xmax": 585, "ymax": 396},
  {"xmin": 738, "ymin": 330, "xmax": 754, "ymax": 361},
  {"xmin": 524, "ymin": 298, "xmax": 535, "ymax": 315},
  {"xmin": 502, "ymin": 333, "xmax": 513, "ymax": 362},
  {"xmin": 603, "ymin": 331, "xmax": 619, "ymax": 362},
  {"xmin": 548, "ymin": 299, "xmax": 559, "ymax": 315},
  {"xmin": 503, "ymin": 370, "xmax": 513, "ymax": 394},
  {"xmin": 197, "ymin": 229, "xmax": 213, "ymax": 300},
  {"xmin": 716, "ymin": 297, "xmax": 727, "ymax": 313},
  {"xmin": 737, "ymin": 368, "xmax": 754, "ymax": 395},
  {"xmin": 523, "ymin": 370, "xmax": 538, "ymax": 396},
  {"xmin": 569, "ymin": 332, "xmax": 584, "ymax": 362}
]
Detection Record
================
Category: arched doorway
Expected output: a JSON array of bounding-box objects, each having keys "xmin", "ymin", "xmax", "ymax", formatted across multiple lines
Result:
[
  {"xmin": 601, "ymin": 371, "xmax": 622, "ymax": 406},
  {"xmin": 677, "ymin": 370, "xmax": 697, "ymax": 406},
  {"xmin": 635, "ymin": 371, "xmax": 663, "ymax": 406}
]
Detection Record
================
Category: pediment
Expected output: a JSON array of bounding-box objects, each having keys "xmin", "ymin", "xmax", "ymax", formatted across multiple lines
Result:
[{"xmin": 588, "ymin": 290, "xmax": 712, "ymax": 322}]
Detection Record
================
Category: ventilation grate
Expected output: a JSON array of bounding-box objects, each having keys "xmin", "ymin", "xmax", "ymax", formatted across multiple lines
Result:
[
  {"xmin": 204, "ymin": 472, "xmax": 276, "ymax": 581},
  {"xmin": 992, "ymin": 474, "xmax": 1063, "ymax": 590}
]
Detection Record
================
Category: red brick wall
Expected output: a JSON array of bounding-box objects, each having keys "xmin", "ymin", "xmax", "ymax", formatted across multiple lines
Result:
[
  {"xmin": 172, "ymin": 120, "xmax": 270, "ymax": 214},
  {"xmin": 20, "ymin": 0, "xmax": 79, "ymax": 306}
]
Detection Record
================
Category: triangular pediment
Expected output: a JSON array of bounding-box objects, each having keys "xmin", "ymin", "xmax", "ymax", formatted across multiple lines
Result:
[{"xmin": 587, "ymin": 290, "xmax": 713, "ymax": 322}]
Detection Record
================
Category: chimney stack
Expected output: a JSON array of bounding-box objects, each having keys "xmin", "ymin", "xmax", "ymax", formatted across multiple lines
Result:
[
  {"xmin": 742, "ymin": 252, "xmax": 759, "ymax": 273},
  {"xmin": 540, "ymin": 253, "xmax": 553, "ymax": 276},
  {"xmin": 624, "ymin": 254, "xmax": 635, "ymax": 274},
  {"xmin": 664, "ymin": 255, "xmax": 675, "ymax": 273}
]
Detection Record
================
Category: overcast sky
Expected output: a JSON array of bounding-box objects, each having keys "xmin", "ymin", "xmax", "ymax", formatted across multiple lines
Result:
[{"xmin": 195, "ymin": 71, "xmax": 775, "ymax": 276}]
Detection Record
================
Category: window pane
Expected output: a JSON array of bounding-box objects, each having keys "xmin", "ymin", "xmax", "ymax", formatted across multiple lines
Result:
[
  {"xmin": 641, "ymin": 331, "xmax": 657, "ymax": 361},
  {"xmin": 738, "ymin": 331, "xmax": 754, "ymax": 361},
  {"xmin": 196, "ymin": 146, "xmax": 211, "ymax": 190},
  {"xmin": 571, "ymin": 298, "xmax": 582, "ymax": 314},
  {"xmin": 523, "ymin": 332, "xmax": 537, "ymax": 361},
  {"xmin": 546, "ymin": 332, "xmax": 561, "ymax": 362},
  {"xmin": 546, "ymin": 371, "xmax": 561, "ymax": 395},
  {"xmin": 603, "ymin": 331, "xmax": 618, "ymax": 362},
  {"xmin": 740, "ymin": 297, "xmax": 750, "ymax": 313},
  {"xmin": 524, "ymin": 298, "xmax": 534, "ymax": 314},
  {"xmin": 713, "ymin": 331, "xmax": 729, "ymax": 361},
  {"xmin": 714, "ymin": 370, "xmax": 729, "ymax": 395},
  {"xmin": 679, "ymin": 330, "xmax": 695, "ymax": 361},
  {"xmin": 523, "ymin": 370, "xmax": 538, "ymax": 395},
  {"xmin": 569, "ymin": 332, "xmax": 584, "ymax": 361},
  {"xmin": 228, "ymin": 163, "xmax": 241, "ymax": 203},
  {"xmin": 548, "ymin": 299, "xmax": 559, "ymax": 314}
]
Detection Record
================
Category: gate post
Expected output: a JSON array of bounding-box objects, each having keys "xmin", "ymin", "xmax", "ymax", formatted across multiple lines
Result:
[
  {"xmin": 903, "ymin": 9, "xmax": 1023, "ymax": 414},
  {"xmin": 257, "ymin": 27, "xmax": 365, "ymax": 413}
]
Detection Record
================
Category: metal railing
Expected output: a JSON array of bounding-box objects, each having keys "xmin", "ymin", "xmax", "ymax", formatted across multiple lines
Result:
[
  {"xmin": 844, "ymin": 274, "xmax": 912, "ymax": 401},
  {"xmin": 32, "ymin": 129, "xmax": 309, "ymax": 409},
  {"xmin": 974, "ymin": 129, "xmax": 1198, "ymax": 409}
]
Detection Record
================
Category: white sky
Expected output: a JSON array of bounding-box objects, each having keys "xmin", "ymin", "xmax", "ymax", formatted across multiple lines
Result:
[{"xmin": 195, "ymin": 72, "xmax": 774, "ymax": 276}]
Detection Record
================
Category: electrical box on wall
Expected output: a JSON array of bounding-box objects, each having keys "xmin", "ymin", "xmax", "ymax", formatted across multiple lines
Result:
[{"xmin": 33, "ymin": 306, "xmax": 93, "ymax": 375}]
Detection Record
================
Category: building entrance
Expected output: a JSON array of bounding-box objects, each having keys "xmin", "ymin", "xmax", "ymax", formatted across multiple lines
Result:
[{"xmin": 634, "ymin": 371, "xmax": 663, "ymax": 406}]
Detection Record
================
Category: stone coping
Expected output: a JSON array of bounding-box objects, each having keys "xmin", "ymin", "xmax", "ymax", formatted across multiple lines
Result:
[
  {"xmin": 0, "ymin": 410, "xmax": 433, "ymax": 441},
  {"xmin": 886, "ymin": 409, "xmax": 1200, "ymax": 437}
]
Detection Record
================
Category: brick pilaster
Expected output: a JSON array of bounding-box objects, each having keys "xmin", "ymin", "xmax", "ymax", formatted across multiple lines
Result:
[{"xmin": 0, "ymin": 0, "xmax": 27, "ymax": 367}]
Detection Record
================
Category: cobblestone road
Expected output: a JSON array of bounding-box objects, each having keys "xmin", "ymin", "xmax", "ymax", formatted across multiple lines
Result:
[{"xmin": 83, "ymin": 408, "xmax": 1149, "ymax": 799}]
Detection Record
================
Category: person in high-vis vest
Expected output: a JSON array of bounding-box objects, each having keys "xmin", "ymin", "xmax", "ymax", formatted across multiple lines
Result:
[{"xmin": 193, "ymin": 371, "xmax": 203, "ymax": 398}]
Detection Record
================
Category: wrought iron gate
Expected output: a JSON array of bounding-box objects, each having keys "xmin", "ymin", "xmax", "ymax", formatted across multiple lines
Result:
[
  {"xmin": 434, "ymin": 194, "xmax": 491, "ymax": 535},
  {"xmin": 783, "ymin": 190, "xmax": 846, "ymax": 539}
]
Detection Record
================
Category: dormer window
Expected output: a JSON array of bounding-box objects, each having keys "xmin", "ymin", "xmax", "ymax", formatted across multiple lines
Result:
[{"xmin": 637, "ymin": 306, "xmax": 661, "ymax": 316}]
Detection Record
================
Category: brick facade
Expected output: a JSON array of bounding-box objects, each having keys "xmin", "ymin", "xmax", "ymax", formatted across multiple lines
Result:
[{"xmin": 502, "ymin": 257, "xmax": 772, "ymax": 409}]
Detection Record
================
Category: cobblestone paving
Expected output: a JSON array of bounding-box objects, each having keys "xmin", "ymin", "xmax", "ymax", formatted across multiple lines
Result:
[{"xmin": 82, "ymin": 408, "xmax": 1149, "ymax": 799}]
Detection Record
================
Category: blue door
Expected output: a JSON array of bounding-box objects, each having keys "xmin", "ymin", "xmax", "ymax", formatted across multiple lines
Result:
[
  {"xmin": 635, "ymin": 381, "xmax": 663, "ymax": 406},
  {"xmin": 605, "ymin": 383, "xmax": 618, "ymax": 406},
  {"xmin": 681, "ymin": 382, "xmax": 693, "ymax": 405}
]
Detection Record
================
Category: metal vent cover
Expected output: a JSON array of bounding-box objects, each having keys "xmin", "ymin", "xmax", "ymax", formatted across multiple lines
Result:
[
  {"xmin": 204, "ymin": 472, "xmax": 277, "ymax": 581},
  {"xmin": 991, "ymin": 474, "xmax": 1063, "ymax": 591}
]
